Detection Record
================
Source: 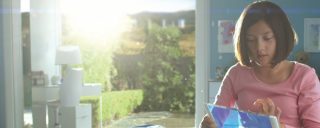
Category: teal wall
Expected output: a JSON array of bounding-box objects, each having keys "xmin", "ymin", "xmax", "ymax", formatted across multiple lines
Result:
[
  {"xmin": 0, "ymin": 14, "xmax": 6, "ymax": 127},
  {"xmin": 210, "ymin": 0, "xmax": 320, "ymax": 80}
]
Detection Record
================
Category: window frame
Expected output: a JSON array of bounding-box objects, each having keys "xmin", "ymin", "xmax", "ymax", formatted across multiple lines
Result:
[
  {"xmin": 195, "ymin": 0, "xmax": 211, "ymax": 127},
  {"xmin": 1, "ymin": 0, "xmax": 24, "ymax": 127}
]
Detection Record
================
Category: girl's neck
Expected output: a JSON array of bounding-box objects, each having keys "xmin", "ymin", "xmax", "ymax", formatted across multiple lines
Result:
[
  {"xmin": 254, "ymin": 61, "xmax": 284, "ymax": 75},
  {"xmin": 253, "ymin": 60, "xmax": 293, "ymax": 84}
]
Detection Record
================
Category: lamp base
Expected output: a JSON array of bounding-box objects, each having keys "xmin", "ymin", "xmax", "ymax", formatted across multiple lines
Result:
[{"xmin": 60, "ymin": 68, "xmax": 83, "ymax": 107}]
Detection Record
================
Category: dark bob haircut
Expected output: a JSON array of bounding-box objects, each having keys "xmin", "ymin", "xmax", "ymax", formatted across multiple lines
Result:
[{"xmin": 233, "ymin": 1, "xmax": 298, "ymax": 67}]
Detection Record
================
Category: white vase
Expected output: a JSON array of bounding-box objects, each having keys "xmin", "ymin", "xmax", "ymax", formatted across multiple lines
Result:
[{"xmin": 60, "ymin": 68, "xmax": 83, "ymax": 107}]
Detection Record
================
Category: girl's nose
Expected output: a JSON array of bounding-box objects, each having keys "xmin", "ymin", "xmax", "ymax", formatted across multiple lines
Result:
[{"xmin": 257, "ymin": 38, "xmax": 265, "ymax": 53}]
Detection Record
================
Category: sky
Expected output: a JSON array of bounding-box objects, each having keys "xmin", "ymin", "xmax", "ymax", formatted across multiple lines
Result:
[
  {"xmin": 21, "ymin": 0, "xmax": 195, "ymax": 41},
  {"xmin": 127, "ymin": 0, "xmax": 195, "ymax": 13},
  {"xmin": 21, "ymin": 0, "xmax": 195, "ymax": 13}
]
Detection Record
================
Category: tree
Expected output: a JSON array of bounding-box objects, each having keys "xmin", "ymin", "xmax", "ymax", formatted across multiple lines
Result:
[{"xmin": 138, "ymin": 24, "xmax": 195, "ymax": 113}]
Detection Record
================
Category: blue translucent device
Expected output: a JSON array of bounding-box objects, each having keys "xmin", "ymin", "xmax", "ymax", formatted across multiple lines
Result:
[{"xmin": 206, "ymin": 104, "xmax": 280, "ymax": 128}]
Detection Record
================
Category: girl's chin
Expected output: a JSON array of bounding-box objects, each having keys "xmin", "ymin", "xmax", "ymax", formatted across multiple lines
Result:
[{"xmin": 254, "ymin": 61, "xmax": 272, "ymax": 67}]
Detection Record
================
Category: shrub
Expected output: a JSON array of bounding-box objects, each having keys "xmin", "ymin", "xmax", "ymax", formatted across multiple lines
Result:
[{"xmin": 81, "ymin": 90, "xmax": 143, "ymax": 127}]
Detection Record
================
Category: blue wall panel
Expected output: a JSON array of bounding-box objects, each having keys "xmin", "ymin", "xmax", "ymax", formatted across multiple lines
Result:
[{"xmin": 210, "ymin": 0, "xmax": 320, "ymax": 80}]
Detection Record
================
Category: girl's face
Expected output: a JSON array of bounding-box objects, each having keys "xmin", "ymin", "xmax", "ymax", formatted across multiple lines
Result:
[{"xmin": 246, "ymin": 20, "xmax": 276, "ymax": 67}]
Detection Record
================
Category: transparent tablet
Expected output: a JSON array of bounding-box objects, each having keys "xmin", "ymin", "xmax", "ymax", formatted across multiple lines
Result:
[{"xmin": 206, "ymin": 104, "xmax": 280, "ymax": 128}]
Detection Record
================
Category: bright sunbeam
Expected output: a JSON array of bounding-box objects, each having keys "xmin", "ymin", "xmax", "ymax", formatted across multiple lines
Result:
[
  {"xmin": 61, "ymin": 0, "xmax": 134, "ymax": 42},
  {"xmin": 60, "ymin": 0, "xmax": 195, "ymax": 44}
]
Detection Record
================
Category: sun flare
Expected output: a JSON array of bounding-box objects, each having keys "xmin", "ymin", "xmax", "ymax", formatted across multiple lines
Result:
[{"xmin": 60, "ymin": 0, "xmax": 141, "ymax": 43}]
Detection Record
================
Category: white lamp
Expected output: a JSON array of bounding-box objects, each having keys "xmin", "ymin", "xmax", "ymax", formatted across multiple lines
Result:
[
  {"xmin": 55, "ymin": 46, "xmax": 82, "ymax": 65},
  {"xmin": 55, "ymin": 45, "xmax": 83, "ymax": 107}
]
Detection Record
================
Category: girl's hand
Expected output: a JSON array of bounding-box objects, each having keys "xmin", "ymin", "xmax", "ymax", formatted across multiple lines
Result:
[
  {"xmin": 253, "ymin": 98, "xmax": 281, "ymax": 118},
  {"xmin": 253, "ymin": 98, "xmax": 285, "ymax": 128},
  {"xmin": 200, "ymin": 114, "xmax": 216, "ymax": 128}
]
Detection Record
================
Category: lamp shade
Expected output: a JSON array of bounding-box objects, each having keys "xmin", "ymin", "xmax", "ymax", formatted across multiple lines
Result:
[{"xmin": 55, "ymin": 45, "xmax": 82, "ymax": 65}]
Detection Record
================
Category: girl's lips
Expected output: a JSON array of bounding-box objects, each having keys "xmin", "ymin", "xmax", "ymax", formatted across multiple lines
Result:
[
  {"xmin": 258, "ymin": 55, "xmax": 268, "ymax": 58},
  {"xmin": 257, "ymin": 55, "xmax": 268, "ymax": 61}
]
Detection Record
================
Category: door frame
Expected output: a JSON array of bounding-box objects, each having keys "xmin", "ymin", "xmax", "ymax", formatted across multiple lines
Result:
[
  {"xmin": 1, "ymin": 0, "xmax": 24, "ymax": 127},
  {"xmin": 195, "ymin": 0, "xmax": 211, "ymax": 127}
]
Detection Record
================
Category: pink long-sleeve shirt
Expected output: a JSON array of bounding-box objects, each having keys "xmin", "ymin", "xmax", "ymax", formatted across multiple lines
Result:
[{"xmin": 214, "ymin": 62, "xmax": 320, "ymax": 128}]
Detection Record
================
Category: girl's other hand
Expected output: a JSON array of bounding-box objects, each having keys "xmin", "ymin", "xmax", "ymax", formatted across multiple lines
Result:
[{"xmin": 200, "ymin": 114, "xmax": 216, "ymax": 128}]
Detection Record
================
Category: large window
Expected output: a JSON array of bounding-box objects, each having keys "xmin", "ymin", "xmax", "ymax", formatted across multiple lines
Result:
[{"xmin": 22, "ymin": 0, "xmax": 197, "ymax": 127}]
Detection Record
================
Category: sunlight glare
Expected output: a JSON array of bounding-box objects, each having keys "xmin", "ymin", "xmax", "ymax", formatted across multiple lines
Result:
[{"xmin": 61, "ymin": 0, "xmax": 140, "ymax": 43}]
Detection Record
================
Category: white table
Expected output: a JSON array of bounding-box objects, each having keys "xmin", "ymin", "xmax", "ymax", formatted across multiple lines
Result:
[
  {"xmin": 48, "ymin": 103, "xmax": 92, "ymax": 128},
  {"xmin": 32, "ymin": 84, "xmax": 101, "ymax": 128}
]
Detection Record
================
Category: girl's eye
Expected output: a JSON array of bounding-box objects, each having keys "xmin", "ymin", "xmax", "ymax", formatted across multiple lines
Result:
[
  {"xmin": 264, "ymin": 36, "xmax": 274, "ymax": 41},
  {"xmin": 246, "ymin": 39, "xmax": 255, "ymax": 43}
]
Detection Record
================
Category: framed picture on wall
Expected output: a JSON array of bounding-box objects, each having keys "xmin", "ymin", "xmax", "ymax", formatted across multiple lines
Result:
[
  {"xmin": 304, "ymin": 18, "xmax": 320, "ymax": 53},
  {"xmin": 218, "ymin": 20, "xmax": 235, "ymax": 53}
]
